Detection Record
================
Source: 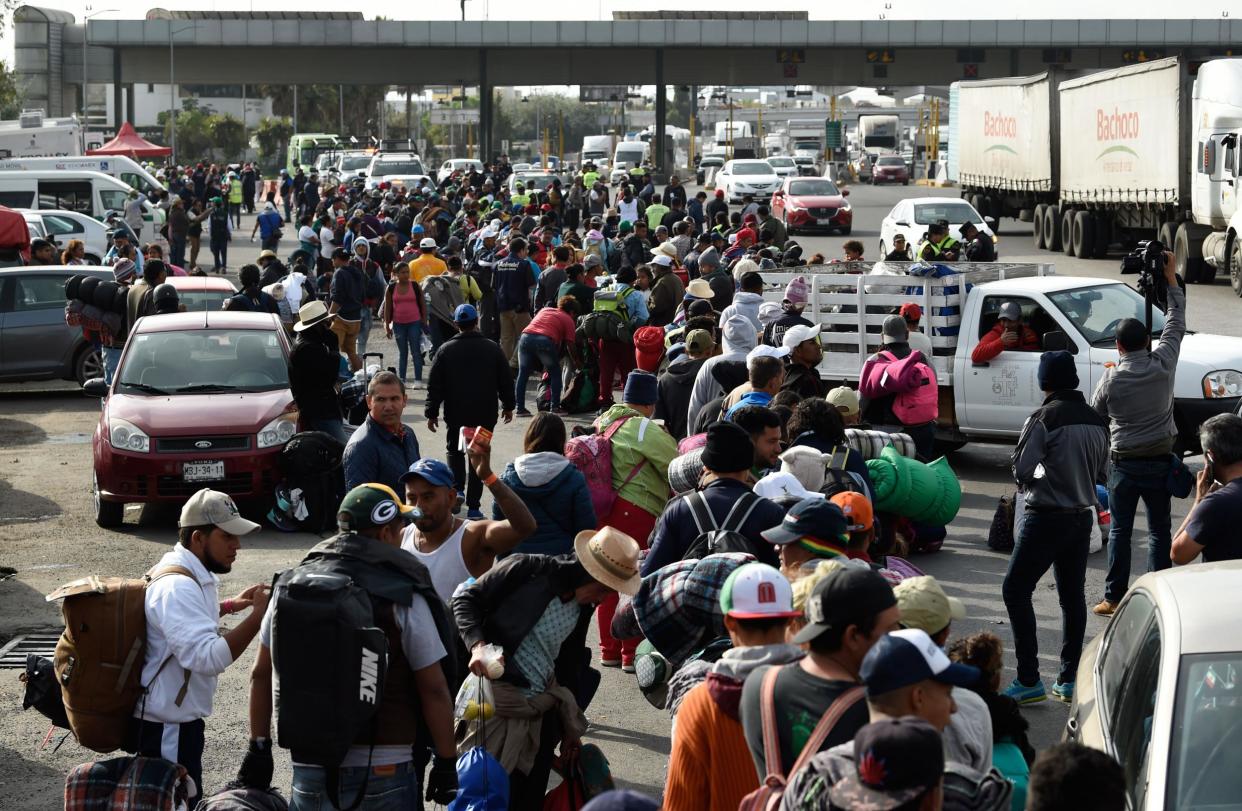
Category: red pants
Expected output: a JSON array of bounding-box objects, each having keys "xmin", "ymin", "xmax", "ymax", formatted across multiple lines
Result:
[
  {"xmin": 596, "ymin": 496, "xmax": 657, "ymax": 662},
  {"xmin": 597, "ymin": 340, "xmax": 636, "ymax": 405}
]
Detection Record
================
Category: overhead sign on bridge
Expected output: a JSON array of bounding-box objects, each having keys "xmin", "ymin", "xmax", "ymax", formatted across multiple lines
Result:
[{"xmin": 580, "ymin": 86, "xmax": 628, "ymax": 103}]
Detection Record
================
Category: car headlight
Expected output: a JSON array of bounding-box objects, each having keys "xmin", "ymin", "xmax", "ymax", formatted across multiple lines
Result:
[
  {"xmin": 257, "ymin": 412, "xmax": 299, "ymax": 449},
  {"xmin": 841, "ymin": 202, "xmax": 852, "ymax": 212},
  {"xmin": 109, "ymin": 418, "xmax": 150, "ymax": 453},
  {"xmin": 1203, "ymin": 370, "xmax": 1242, "ymax": 398}
]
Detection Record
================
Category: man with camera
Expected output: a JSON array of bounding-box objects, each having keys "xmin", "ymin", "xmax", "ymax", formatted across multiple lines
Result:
[
  {"xmin": 1171, "ymin": 414, "xmax": 1242, "ymax": 565},
  {"xmin": 1091, "ymin": 249, "xmax": 1184, "ymax": 616}
]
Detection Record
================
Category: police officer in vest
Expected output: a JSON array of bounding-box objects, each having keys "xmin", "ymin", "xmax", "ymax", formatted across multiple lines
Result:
[
  {"xmin": 240, "ymin": 483, "xmax": 460, "ymax": 808},
  {"xmin": 917, "ymin": 219, "xmax": 960, "ymax": 262}
]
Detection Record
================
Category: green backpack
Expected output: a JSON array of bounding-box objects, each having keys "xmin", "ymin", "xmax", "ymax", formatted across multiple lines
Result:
[{"xmin": 581, "ymin": 285, "xmax": 634, "ymax": 343}]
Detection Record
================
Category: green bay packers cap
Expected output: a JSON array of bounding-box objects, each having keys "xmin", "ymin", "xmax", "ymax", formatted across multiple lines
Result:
[
  {"xmin": 337, "ymin": 483, "xmax": 419, "ymax": 532},
  {"xmin": 720, "ymin": 562, "xmax": 803, "ymax": 620}
]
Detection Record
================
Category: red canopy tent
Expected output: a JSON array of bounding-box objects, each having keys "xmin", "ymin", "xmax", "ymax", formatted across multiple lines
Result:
[{"xmin": 87, "ymin": 122, "xmax": 172, "ymax": 158}]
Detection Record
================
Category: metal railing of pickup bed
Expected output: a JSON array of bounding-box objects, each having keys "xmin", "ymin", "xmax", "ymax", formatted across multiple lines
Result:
[{"xmin": 757, "ymin": 262, "xmax": 1056, "ymax": 383}]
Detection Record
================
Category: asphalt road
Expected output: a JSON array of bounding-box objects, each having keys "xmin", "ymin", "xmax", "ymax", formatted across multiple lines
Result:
[{"xmin": 0, "ymin": 181, "xmax": 1232, "ymax": 807}]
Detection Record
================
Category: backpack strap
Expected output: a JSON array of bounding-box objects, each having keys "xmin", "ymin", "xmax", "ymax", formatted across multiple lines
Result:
[
  {"xmin": 686, "ymin": 491, "xmax": 717, "ymax": 535},
  {"xmin": 720, "ymin": 491, "xmax": 763, "ymax": 533},
  {"xmin": 144, "ymin": 565, "xmax": 200, "ymax": 707},
  {"xmin": 757, "ymin": 666, "xmax": 786, "ymax": 785},
  {"xmin": 827, "ymin": 445, "xmax": 850, "ymax": 471},
  {"xmin": 789, "ymin": 685, "xmax": 867, "ymax": 777},
  {"xmin": 602, "ymin": 416, "xmax": 650, "ymax": 492}
]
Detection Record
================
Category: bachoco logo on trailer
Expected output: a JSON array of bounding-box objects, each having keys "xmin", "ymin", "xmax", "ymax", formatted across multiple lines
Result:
[
  {"xmin": 1096, "ymin": 107, "xmax": 1141, "ymax": 171},
  {"xmin": 982, "ymin": 111, "xmax": 1019, "ymax": 156}
]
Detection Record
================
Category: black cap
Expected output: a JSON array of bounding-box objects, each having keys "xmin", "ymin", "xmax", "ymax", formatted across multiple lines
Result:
[
  {"xmin": 827, "ymin": 717, "xmax": 944, "ymax": 810},
  {"xmin": 701, "ymin": 422, "xmax": 754, "ymax": 474},
  {"xmin": 791, "ymin": 565, "xmax": 897, "ymax": 645}
]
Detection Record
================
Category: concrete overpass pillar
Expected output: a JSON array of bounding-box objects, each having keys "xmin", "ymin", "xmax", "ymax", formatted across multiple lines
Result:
[
  {"xmin": 479, "ymin": 51, "xmax": 492, "ymax": 162},
  {"xmin": 654, "ymin": 50, "xmax": 666, "ymax": 175},
  {"xmin": 112, "ymin": 50, "xmax": 123, "ymax": 130}
]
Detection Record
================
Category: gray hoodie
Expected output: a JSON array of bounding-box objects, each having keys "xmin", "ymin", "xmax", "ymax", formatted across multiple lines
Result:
[
  {"xmin": 687, "ymin": 314, "xmax": 757, "ymax": 428},
  {"xmin": 721, "ymin": 291, "xmax": 765, "ymax": 334}
]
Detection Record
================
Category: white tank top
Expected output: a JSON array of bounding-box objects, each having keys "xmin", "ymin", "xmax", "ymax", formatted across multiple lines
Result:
[{"xmin": 402, "ymin": 519, "xmax": 473, "ymax": 604}]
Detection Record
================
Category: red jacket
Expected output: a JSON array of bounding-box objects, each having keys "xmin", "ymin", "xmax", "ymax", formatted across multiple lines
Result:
[{"xmin": 971, "ymin": 322, "xmax": 1040, "ymax": 363}]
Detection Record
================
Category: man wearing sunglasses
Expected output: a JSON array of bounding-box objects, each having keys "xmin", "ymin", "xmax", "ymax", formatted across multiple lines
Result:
[{"xmin": 781, "ymin": 323, "xmax": 827, "ymax": 399}]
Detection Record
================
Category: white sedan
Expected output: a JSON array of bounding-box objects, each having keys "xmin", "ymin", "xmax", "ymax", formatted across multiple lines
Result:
[
  {"xmin": 21, "ymin": 209, "xmax": 109, "ymax": 264},
  {"xmin": 438, "ymin": 158, "xmax": 483, "ymax": 184},
  {"xmin": 877, "ymin": 196, "xmax": 995, "ymax": 259},
  {"xmin": 715, "ymin": 159, "xmax": 781, "ymax": 204},
  {"xmin": 1066, "ymin": 561, "xmax": 1242, "ymax": 810},
  {"xmin": 765, "ymin": 156, "xmax": 799, "ymax": 178}
]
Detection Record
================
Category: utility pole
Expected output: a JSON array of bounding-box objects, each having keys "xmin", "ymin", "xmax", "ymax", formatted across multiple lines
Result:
[
  {"xmin": 293, "ymin": 85, "xmax": 298, "ymax": 133},
  {"xmin": 339, "ymin": 85, "xmax": 344, "ymax": 136}
]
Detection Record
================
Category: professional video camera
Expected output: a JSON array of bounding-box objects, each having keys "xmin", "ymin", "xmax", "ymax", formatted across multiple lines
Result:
[{"xmin": 1120, "ymin": 239, "xmax": 1167, "ymax": 307}]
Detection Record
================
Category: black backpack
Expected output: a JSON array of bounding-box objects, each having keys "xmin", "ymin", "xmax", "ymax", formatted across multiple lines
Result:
[
  {"xmin": 681, "ymin": 490, "xmax": 765, "ymax": 560},
  {"xmin": 272, "ymin": 561, "xmax": 387, "ymax": 811},
  {"xmin": 277, "ymin": 431, "xmax": 346, "ymax": 534},
  {"xmin": 820, "ymin": 445, "xmax": 865, "ymax": 499}
]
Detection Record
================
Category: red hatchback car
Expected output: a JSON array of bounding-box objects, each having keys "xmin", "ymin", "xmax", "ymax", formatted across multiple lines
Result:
[
  {"xmin": 871, "ymin": 155, "xmax": 910, "ymax": 185},
  {"xmin": 86, "ymin": 310, "xmax": 296, "ymax": 527},
  {"xmin": 769, "ymin": 177, "xmax": 853, "ymax": 236}
]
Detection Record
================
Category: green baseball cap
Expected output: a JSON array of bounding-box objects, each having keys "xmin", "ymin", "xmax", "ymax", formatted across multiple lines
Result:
[{"xmin": 337, "ymin": 484, "xmax": 419, "ymax": 532}]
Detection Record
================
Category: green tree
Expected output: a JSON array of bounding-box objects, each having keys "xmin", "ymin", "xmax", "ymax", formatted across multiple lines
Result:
[
  {"xmin": 255, "ymin": 83, "xmax": 389, "ymax": 139},
  {"xmin": 208, "ymin": 113, "xmax": 247, "ymax": 161},
  {"xmin": 159, "ymin": 98, "xmax": 213, "ymax": 162},
  {"xmin": 0, "ymin": 59, "xmax": 23, "ymax": 120},
  {"xmin": 253, "ymin": 116, "xmax": 294, "ymax": 172}
]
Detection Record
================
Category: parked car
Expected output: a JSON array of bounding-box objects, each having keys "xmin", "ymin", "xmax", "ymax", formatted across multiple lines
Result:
[
  {"xmin": 1066, "ymin": 561, "xmax": 1242, "ymax": 810},
  {"xmin": 438, "ymin": 158, "xmax": 484, "ymax": 183},
  {"xmin": 696, "ymin": 154, "xmax": 725, "ymax": 185},
  {"xmin": 84, "ymin": 310, "xmax": 296, "ymax": 527},
  {"xmin": 20, "ymin": 209, "xmax": 109, "ymax": 264},
  {"xmin": 871, "ymin": 155, "xmax": 911, "ymax": 185},
  {"xmin": 766, "ymin": 156, "xmax": 799, "ymax": 178},
  {"xmin": 792, "ymin": 155, "xmax": 819, "ymax": 176},
  {"xmin": 365, "ymin": 153, "xmax": 430, "ymax": 190},
  {"xmin": 715, "ymin": 159, "xmax": 780, "ymax": 204},
  {"xmin": 0, "ymin": 266, "xmax": 109, "ymax": 384},
  {"xmin": 769, "ymin": 178, "xmax": 853, "ymax": 236},
  {"xmin": 877, "ymin": 197, "xmax": 995, "ymax": 259},
  {"xmin": 167, "ymin": 275, "xmax": 236, "ymax": 312}
]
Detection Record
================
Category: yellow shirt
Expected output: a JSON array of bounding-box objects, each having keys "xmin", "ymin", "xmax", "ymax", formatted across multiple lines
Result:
[{"xmin": 408, "ymin": 253, "xmax": 448, "ymax": 284}]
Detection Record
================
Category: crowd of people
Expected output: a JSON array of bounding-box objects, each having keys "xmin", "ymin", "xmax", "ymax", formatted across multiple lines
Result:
[{"xmin": 63, "ymin": 156, "xmax": 1242, "ymax": 811}]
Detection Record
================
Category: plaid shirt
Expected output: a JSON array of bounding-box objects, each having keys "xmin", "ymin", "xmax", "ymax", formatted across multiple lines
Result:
[
  {"xmin": 631, "ymin": 552, "xmax": 754, "ymax": 666},
  {"xmin": 64, "ymin": 756, "xmax": 188, "ymax": 811}
]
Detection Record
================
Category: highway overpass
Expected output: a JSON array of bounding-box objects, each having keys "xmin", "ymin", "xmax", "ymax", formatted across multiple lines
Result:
[{"xmin": 16, "ymin": 7, "xmax": 1240, "ymax": 164}]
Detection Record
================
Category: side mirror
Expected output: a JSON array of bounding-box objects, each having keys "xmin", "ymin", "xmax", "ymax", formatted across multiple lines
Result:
[
  {"xmin": 1042, "ymin": 330, "xmax": 1076, "ymax": 354},
  {"xmin": 83, "ymin": 377, "xmax": 109, "ymax": 398},
  {"xmin": 842, "ymin": 189, "xmax": 850, "ymax": 197}
]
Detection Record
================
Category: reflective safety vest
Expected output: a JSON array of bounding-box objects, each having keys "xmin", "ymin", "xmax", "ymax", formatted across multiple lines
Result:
[
  {"xmin": 582, "ymin": 171, "xmax": 599, "ymax": 187},
  {"xmin": 629, "ymin": 166, "xmax": 647, "ymax": 178},
  {"xmin": 511, "ymin": 193, "xmax": 530, "ymax": 208},
  {"xmin": 917, "ymin": 235, "xmax": 959, "ymax": 261},
  {"xmin": 227, "ymin": 181, "xmax": 243, "ymax": 204}
]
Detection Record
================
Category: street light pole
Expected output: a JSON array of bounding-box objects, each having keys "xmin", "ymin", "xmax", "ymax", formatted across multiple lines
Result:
[{"xmin": 168, "ymin": 23, "xmax": 194, "ymax": 166}]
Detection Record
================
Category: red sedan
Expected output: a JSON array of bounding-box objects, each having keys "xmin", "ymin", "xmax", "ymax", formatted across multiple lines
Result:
[
  {"xmin": 770, "ymin": 177, "xmax": 853, "ymax": 236},
  {"xmin": 85, "ymin": 311, "xmax": 296, "ymax": 527}
]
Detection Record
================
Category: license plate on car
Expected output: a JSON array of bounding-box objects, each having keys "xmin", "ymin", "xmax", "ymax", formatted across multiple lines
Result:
[
  {"xmin": 183, "ymin": 460, "xmax": 225, "ymax": 482},
  {"xmin": 818, "ymin": 218, "xmax": 836, "ymax": 225}
]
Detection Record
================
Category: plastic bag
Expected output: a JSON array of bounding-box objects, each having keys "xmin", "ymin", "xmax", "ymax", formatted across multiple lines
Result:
[
  {"xmin": 421, "ymin": 332, "xmax": 434, "ymax": 354},
  {"xmin": 449, "ymin": 746, "xmax": 509, "ymax": 811},
  {"xmin": 454, "ymin": 674, "xmax": 497, "ymax": 723}
]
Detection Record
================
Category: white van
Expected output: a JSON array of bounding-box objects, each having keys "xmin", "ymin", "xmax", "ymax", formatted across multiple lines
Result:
[
  {"xmin": 0, "ymin": 170, "xmax": 163, "ymax": 232},
  {"xmin": 0, "ymin": 155, "xmax": 163, "ymax": 197},
  {"xmin": 609, "ymin": 142, "xmax": 649, "ymax": 185}
]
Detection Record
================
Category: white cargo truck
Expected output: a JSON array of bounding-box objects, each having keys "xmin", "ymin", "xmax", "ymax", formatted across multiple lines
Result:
[
  {"xmin": 955, "ymin": 57, "xmax": 1242, "ymax": 292},
  {"xmin": 760, "ymin": 263, "xmax": 1242, "ymax": 453},
  {"xmin": 857, "ymin": 114, "xmax": 900, "ymax": 156},
  {"xmin": 787, "ymin": 118, "xmax": 827, "ymax": 165},
  {"xmin": 580, "ymin": 135, "xmax": 613, "ymax": 170},
  {"xmin": 0, "ymin": 110, "xmax": 84, "ymax": 158}
]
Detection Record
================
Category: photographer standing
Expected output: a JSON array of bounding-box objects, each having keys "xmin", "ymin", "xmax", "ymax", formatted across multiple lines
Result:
[
  {"xmin": 1171, "ymin": 414, "xmax": 1242, "ymax": 565},
  {"xmin": 1091, "ymin": 250, "xmax": 1184, "ymax": 616}
]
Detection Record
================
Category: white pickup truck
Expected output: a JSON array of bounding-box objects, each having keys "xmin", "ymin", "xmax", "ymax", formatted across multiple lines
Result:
[{"xmin": 760, "ymin": 264, "xmax": 1242, "ymax": 453}]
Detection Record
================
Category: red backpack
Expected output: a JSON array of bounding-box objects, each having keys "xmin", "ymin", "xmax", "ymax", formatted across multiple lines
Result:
[
  {"xmin": 738, "ymin": 666, "xmax": 865, "ymax": 810},
  {"xmin": 564, "ymin": 417, "xmax": 648, "ymax": 522}
]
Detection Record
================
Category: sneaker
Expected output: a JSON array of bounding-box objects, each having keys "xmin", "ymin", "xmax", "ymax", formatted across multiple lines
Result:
[
  {"xmin": 622, "ymin": 661, "xmax": 636, "ymax": 674},
  {"xmin": 1002, "ymin": 678, "xmax": 1047, "ymax": 705},
  {"xmin": 452, "ymin": 491, "xmax": 464, "ymax": 515},
  {"xmin": 466, "ymin": 508, "xmax": 485, "ymax": 520},
  {"xmin": 599, "ymin": 657, "xmax": 622, "ymax": 668},
  {"xmin": 552, "ymin": 407, "xmax": 571, "ymax": 416},
  {"xmin": 1051, "ymin": 681, "xmax": 1075, "ymax": 703},
  {"xmin": 1092, "ymin": 599, "xmax": 1118, "ymax": 617},
  {"xmin": 515, "ymin": 408, "xmax": 533, "ymax": 418}
]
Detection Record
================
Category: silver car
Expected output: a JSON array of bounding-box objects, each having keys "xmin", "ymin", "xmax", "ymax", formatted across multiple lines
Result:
[
  {"xmin": 0, "ymin": 266, "xmax": 110, "ymax": 383},
  {"xmin": 1066, "ymin": 560, "xmax": 1242, "ymax": 809}
]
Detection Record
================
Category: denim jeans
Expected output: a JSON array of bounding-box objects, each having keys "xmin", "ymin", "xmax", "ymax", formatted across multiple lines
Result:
[
  {"xmin": 392, "ymin": 321, "xmax": 423, "ymax": 382},
  {"xmin": 102, "ymin": 346, "xmax": 123, "ymax": 385},
  {"xmin": 290, "ymin": 761, "xmax": 420, "ymax": 811},
  {"xmin": 515, "ymin": 333, "xmax": 561, "ymax": 410},
  {"xmin": 357, "ymin": 309, "xmax": 373, "ymax": 356},
  {"xmin": 1104, "ymin": 457, "xmax": 1173, "ymax": 602},
  {"xmin": 169, "ymin": 236, "xmax": 186, "ymax": 268},
  {"xmin": 1002, "ymin": 508, "xmax": 1092, "ymax": 686},
  {"xmin": 447, "ymin": 420, "xmax": 494, "ymax": 510}
]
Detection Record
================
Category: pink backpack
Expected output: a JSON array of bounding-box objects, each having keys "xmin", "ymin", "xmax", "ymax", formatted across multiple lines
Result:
[
  {"xmin": 564, "ymin": 417, "xmax": 648, "ymax": 522},
  {"xmin": 860, "ymin": 350, "xmax": 938, "ymax": 426}
]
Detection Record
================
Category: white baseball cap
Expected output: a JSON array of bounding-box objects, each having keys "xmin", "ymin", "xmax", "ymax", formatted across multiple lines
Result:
[
  {"xmin": 650, "ymin": 254, "xmax": 674, "ymax": 267},
  {"xmin": 747, "ymin": 344, "xmax": 789, "ymax": 365},
  {"xmin": 719, "ymin": 563, "xmax": 803, "ymax": 619},
  {"xmin": 419, "ymin": 237, "xmax": 437, "ymax": 250},
  {"xmin": 753, "ymin": 470, "xmax": 827, "ymax": 502},
  {"xmin": 179, "ymin": 488, "xmax": 260, "ymax": 535},
  {"xmin": 781, "ymin": 323, "xmax": 822, "ymax": 350}
]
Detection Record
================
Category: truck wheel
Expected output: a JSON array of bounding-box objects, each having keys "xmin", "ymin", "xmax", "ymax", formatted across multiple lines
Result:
[
  {"xmin": 1043, "ymin": 205, "xmax": 1062, "ymax": 251},
  {"xmin": 1033, "ymin": 204, "xmax": 1047, "ymax": 250},
  {"xmin": 1072, "ymin": 210, "xmax": 1094, "ymax": 259},
  {"xmin": 1061, "ymin": 208, "xmax": 1077, "ymax": 256},
  {"xmin": 1157, "ymin": 222, "xmax": 1178, "ymax": 254},
  {"xmin": 1229, "ymin": 234, "xmax": 1242, "ymax": 297},
  {"xmin": 1175, "ymin": 222, "xmax": 1212, "ymax": 284}
]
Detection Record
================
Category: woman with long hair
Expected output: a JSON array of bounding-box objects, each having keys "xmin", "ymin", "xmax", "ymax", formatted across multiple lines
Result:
[
  {"xmin": 61, "ymin": 239, "xmax": 86, "ymax": 265},
  {"xmin": 383, "ymin": 263, "xmax": 428, "ymax": 384}
]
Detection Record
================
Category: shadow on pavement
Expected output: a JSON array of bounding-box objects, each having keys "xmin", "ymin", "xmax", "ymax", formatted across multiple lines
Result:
[
  {"xmin": 587, "ymin": 723, "xmax": 671, "ymax": 757},
  {"xmin": 0, "ymin": 477, "xmax": 63, "ymax": 526},
  {"xmin": 0, "ymin": 418, "xmax": 48, "ymax": 448}
]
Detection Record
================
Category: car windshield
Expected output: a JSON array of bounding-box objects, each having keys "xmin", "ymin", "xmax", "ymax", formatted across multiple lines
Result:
[
  {"xmin": 789, "ymin": 179, "xmax": 840, "ymax": 196},
  {"xmin": 517, "ymin": 174, "xmax": 556, "ymax": 189},
  {"xmin": 877, "ymin": 157, "xmax": 906, "ymax": 166},
  {"xmin": 117, "ymin": 329, "xmax": 288, "ymax": 394},
  {"xmin": 616, "ymin": 150, "xmax": 645, "ymax": 162},
  {"xmin": 177, "ymin": 290, "xmax": 233, "ymax": 312},
  {"xmin": 793, "ymin": 156, "xmax": 814, "ymax": 165},
  {"xmin": 913, "ymin": 202, "xmax": 981, "ymax": 225},
  {"xmin": 374, "ymin": 160, "xmax": 424, "ymax": 176},
  {"xmin": 1167, "ymin": 653, "xmax": 1242, "ymax": 809},
  {"xmin": 769, "ymin": 158, "xmax": 795, "ymax": 167},
  {"xmin": 339, "ymin": 155, "xmax": 372, "ymax": 171},
  {"xmin": 1047, "ymin": 284, "xmax": 1167, "ymax": 345},
  {"xmin": 733, "ymin": 162, "xmax": 773, "ymax": 176}
]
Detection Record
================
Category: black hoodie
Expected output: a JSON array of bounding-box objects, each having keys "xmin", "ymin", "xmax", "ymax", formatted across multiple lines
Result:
[{"xmin": 655, "ymin": 355, "xmax": 708, "ymax": 440}]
